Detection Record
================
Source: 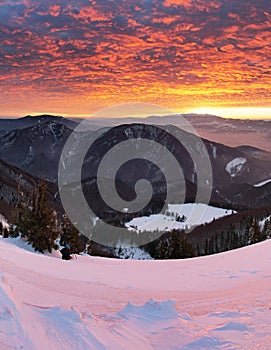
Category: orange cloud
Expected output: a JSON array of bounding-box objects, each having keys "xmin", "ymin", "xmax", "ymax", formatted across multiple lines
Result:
[
  {"xmin": 163, "ymin": 0, "xmax": 193, "ymax": 8},
  {"xmin": 0, "ymin": 0, "xmax": 270, "ymax": 118}
]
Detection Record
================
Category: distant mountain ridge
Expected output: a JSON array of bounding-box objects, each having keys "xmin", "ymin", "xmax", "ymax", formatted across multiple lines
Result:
[
  {"xmin": 69, "ymin": 113, "xmax": 271, "ymax": 152},
  {"xmin": 0, "ymin": 114, "xmax": 77, "ymax": 137},
  {"xmin": 0, "ymin": 113, "xmax": 270, "ymax": 152},
  {"xmin": 0, "ymin": 117, "xmax": 270, "ymax": 183}
]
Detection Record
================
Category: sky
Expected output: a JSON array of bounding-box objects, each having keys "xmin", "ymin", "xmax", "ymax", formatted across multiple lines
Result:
[{"xmin": 0, "ymin": 0, "xmax": 271, "ymax": 119}]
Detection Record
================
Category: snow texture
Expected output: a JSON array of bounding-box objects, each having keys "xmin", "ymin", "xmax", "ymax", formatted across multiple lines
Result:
[
  {"xmin": 0, "ymin": 236, "xmax": 271, "ymax": 349},
  {"xmin": 114, "ymin": 246, "xmax": 153, "ymax": 260}
]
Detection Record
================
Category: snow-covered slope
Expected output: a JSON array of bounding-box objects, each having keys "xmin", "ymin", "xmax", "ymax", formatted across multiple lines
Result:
[
  {"xmin": 225, "ymin": 157, "xmax": 247, "ymax": 177},
  {"xmin": 254, "ymin": 178, "xmax": 271, "ymax": 187},
  {"xmin": 0, "ymin": 237, "xmax": 270, "ymax": 349}
]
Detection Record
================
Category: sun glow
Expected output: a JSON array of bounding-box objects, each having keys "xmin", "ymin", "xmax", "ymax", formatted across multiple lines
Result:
[{"xmin": 186, "ymin": 107, "xmax": 271, "ymax": 120}]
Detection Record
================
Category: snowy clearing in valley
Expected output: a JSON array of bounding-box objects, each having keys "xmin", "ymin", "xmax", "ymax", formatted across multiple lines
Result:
[
  {"xmin": 125, "ymin": 203, "xmax": 235, "ymax": 232},
  {"xmin": 0, "ymin": 237, "xmax": 270, "ymax": 349}
]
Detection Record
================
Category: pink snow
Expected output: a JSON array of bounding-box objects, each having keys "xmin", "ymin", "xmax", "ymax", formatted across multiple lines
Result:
[{"xmin": 0, "ymin": 237, "xmax": 270, "ymax": 349}]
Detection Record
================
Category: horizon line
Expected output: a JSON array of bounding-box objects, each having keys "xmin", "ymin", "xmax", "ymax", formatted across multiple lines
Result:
[{"xmin": 1, "ymin": 112, "xmax": 271, "ymax": 121}]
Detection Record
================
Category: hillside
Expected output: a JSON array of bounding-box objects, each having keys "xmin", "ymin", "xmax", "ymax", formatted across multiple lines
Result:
[
  {"xmin": 0, "ymin": 120, "xmax": 74, "ymax": 182},
  {"xmin": 0, "ymin": 237, "xmax": 270, "ymax": 349},
  {"xmin": 0, "ymin": 158, "xmax": 60, "ymax": 221}
]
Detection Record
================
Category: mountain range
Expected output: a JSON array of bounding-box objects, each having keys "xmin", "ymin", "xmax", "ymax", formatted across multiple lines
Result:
[
  {"xmin": 1, "ymin": 113, "xmax": 270, "ymax": 151},
  {"xmin": 68, "ymin": 114, "xmax": 271, "ymax": 152},
  {"xmin": 0, "ymin": 114, "xmax": 269, "ymax": 221}
]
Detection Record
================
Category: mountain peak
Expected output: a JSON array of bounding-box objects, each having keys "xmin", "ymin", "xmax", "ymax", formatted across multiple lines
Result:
[{"xmin": 21, "ymin": 114, "xmax": 64, "ymax": 122}]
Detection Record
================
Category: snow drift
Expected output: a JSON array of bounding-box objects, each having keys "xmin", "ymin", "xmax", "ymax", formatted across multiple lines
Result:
[{"xmin": 0, "ymin": 237, "xmax": 270, "ymax": 349}]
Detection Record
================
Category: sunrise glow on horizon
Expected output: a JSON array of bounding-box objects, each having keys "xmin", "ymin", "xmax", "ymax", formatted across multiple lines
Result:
[
  {"xmin": 2, "ymin": 106, "xmax": 271, "ymax": 121},
  {"xmin": 1, "ymin": 0, "xmax": 271, "ymax": 120}
]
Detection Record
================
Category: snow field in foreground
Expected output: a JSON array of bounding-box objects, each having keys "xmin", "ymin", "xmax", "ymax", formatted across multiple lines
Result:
[{"xmin": 0, "ymin": 237, "xmax": 270, "ymax": 349}]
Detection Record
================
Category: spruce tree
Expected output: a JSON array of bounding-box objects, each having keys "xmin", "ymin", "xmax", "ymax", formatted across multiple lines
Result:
[
  {"xmin": 179, "ymin": 236, "xmax": 195, "ymax": 258},
  {"xmin": 3, "ymin": 228, "xmax": 9, "ymax": 238},
  {"xmin": 60, "ymin": 214, "xmax": 82, "ymax": 253},
  {"xmin": 250, "ymin": 220, "xmax": 266, "ymax": 244},
  {"xmin": 8, "ymin": 224, "xmax": 20, "ymax": 238},
  {"xmin": 15, "ymin": 187, "xmax": 35, "ymax": 239},
  {"xmin": 27, "ymin": 181, "xmax": 59, "ymax": 253},
  {"xmin": 155, "ymin": 230, "xmax": 195, "ymax": 259}
]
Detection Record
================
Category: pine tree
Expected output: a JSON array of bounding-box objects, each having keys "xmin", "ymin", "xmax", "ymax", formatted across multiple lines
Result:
[
  {"xmin": 196, "ymin": 242, "xmax": 200, "ymax": 256},
  {"xmin": 263, "ymin": 218, "xmax": 271, "ymax": 238},
  {"xmin": 17, "ymin": 181, "xmax": 59, "ymax": 253},
  {"xmin": 154, "ymin": 236, "xmax": 168, "ymax": 259},
  {"xmin": 155, "ymin": 230, "xmax": 195, "ymax": 259},
  {"xmin": 87, "ymin": 240, "xmax": 93, "ymax": 255},
  {"xmin": 204, "ymin": 237, "xmax": 208, "ymax": 255},
  {"xmin": 27, "ymin": 181, "xmax": 59, "ymax": 253},
  {"xmin": 245, "ymin": 223, "xmax": 250, "ymax": 244},
  {"xmin": 60, "ymin": 214, "xmax": 82, "ymax": 253},
  {"xmin": 179, "ymin": 236, "xmax": 195, "ymax": 258},
  {"xmin": 15, "ymin": 186, "xmax": 35, "ymax": 239},
  {"xmin": 208, "ymin": 236, "xmax": 214, "ymax": 254},
  {"xmin": 8, "ymin": 224, "xmax": 20, "ymax": 238},
  {"xmin": 3, "ymin": 228, "xmax": 9, "ymax": 238},
  {"xmin": 250, "ymin": 220, "xmax": 266, "ymax": 244}
]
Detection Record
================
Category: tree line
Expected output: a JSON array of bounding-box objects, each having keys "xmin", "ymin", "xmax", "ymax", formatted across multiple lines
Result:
[
  {"xmin": 145, "ymin": 206, "xmax": 271, "ymax": 259},
  {"xmin": 7, "ymin": 181, "xmax": 84, "ymax": 254},
  {"xmin": 3, "ymin": 180, "xmax": 271, "ymax": 260}
]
